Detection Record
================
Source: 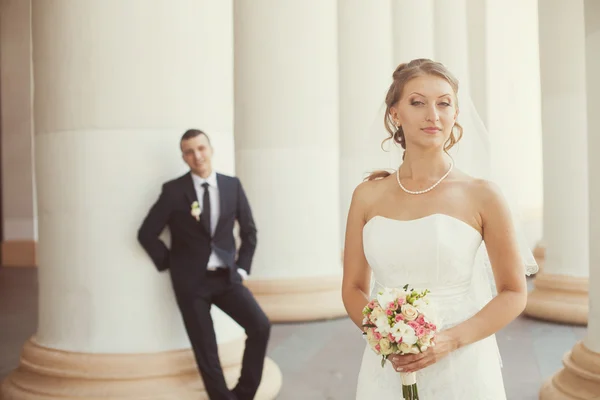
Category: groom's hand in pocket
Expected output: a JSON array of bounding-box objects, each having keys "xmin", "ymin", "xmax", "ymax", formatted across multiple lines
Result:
[{"xmin": 388, "ymin": 332, "xmax": 459, "ymax": 373}]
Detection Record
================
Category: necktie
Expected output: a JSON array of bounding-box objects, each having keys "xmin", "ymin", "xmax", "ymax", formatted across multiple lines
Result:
[{"xmin": 201, "ymin": 182, "xmax": 211, "ymax": 234}]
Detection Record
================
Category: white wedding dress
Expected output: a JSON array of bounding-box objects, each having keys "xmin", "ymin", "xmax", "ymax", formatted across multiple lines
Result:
[{"xmin": 356, "ymin": 213, "xmax": 507, "ymax": 399}]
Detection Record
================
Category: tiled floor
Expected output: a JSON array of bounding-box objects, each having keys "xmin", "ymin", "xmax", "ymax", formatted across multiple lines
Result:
[{"xmin": 0, "ymin": 268, "xmax": 588, "ymax": 399}]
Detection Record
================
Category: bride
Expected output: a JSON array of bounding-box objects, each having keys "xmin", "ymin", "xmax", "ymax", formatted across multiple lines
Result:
[{"xmin": 342, "ymin": 58, "xmax": 538, "ymax": 399}]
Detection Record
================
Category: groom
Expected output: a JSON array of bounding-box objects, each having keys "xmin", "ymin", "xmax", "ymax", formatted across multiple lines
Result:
[{"xmin": 137, "ymin": 129, "xmax": 270, "ymax": 400}]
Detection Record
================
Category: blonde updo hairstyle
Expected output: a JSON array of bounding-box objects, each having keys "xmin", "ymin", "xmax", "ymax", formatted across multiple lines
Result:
[{"xmin": 367, "ymin": 59, "xmax": 463, "ymax": 181}]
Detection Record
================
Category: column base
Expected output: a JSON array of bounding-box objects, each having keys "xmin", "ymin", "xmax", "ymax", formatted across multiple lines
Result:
[
  {"xmin": 245, "ymin": 275, "xmax": 346, "ymax": 322},
  {"xmin": 1, "ymin": 336, "xmax": 282, "ymax": 400},
  {"xmin": 540, "ymin": 341, "xmax": 600, "ymax": 399},
  {"xmin": 524, "ymin": 273, "xmax": 588, "ymax": 325}
]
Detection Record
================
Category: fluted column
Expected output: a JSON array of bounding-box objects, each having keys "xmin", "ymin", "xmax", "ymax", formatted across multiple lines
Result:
[
  {"xmin": 0, "ymin": 1, "xmax": 280, "ymax": 398},
  {"xmin": 524, "ymin": 0, "xmax": 589, "ymax": 326},
  {"xmin": 391, "ymin": 0, "xmax": 435, "ymax": 64},
  {"xmin": 234, "ymin": 0, "xmax": 344, "ymax": 322},
  {"xmin": 387, "ymin": 0, "xmax": 435, "ymax": 169},
  {"xmin": 466, "ymin": 0, "xmax": 488, "ymax": 125},
  {"xmin": 485, "ymin": 0, "xmax": 544, "ymax": 248},
  {"xmin": 338, "ymin": 1, "xmax": 394, "ymax": 240},
  {"xmin": 540, "ymin": 4, "xmax": 600, "ymax": 397},
  {"xmin": 434, "ymin": 0, "xmax": 470, "ymax": 90}
]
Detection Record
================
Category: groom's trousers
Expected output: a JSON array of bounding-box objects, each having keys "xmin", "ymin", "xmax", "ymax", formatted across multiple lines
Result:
[{"xmin": 175, "ymin": 268, "xmax": 271, "ymax": 400}]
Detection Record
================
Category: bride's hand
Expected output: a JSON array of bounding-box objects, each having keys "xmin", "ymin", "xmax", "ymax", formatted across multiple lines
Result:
[{"xmin": 387, "ymin": 332, "xmax": 459, "ymax": 373}]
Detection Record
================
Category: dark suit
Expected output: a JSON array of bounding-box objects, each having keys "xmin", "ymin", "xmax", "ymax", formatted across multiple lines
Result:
[{"xmin": 138, "ymin": 171, "xmax": 270, "ymax": 400}]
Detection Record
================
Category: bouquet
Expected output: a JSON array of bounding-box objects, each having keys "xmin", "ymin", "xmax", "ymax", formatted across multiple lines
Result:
[{"xmin": 362, "ymin": 284, "xmax": 438, "ymax": 400}]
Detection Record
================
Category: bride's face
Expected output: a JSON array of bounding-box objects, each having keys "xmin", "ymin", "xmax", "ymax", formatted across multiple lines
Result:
[{"xmin": 390, "ymin": 75, "xmax": 458, "ymax": 151}]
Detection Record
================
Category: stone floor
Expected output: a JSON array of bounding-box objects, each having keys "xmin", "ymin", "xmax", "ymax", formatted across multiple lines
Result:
[{"xmin": 0, "ymin": 268, "xmax": 588, "ymax": 399}]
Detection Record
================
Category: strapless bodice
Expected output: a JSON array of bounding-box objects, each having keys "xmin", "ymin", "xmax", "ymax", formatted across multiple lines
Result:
[{"xmin": 363, "ymin": 214, "xmax": 484, "ymax": 327}]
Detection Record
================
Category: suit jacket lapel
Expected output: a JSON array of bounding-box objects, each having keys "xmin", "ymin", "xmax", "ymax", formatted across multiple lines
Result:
[
  {"xmin": 215, "ymin": 173, "xmax": 228, "ymax": 236},
  {"xmin": 183, "ymin": 172, "xmax": 198, "ymax": 204}
]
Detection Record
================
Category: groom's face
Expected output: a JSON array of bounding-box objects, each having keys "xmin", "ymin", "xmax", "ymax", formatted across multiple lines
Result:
[{"xmin": 181, "ymin": 134, "xmax": 213, "ymax": 178}]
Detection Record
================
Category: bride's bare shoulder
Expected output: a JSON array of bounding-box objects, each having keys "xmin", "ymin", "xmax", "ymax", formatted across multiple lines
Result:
[
  {"xmin": 351, "ymin": 171, "xmax": 396, "ymax": 204},
  {"xmin": 452, "ymin": 169, "xmax": 508, "ymax": 212}
]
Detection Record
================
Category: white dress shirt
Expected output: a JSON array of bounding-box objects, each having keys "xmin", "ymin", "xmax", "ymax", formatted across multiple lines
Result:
[{"xmin": 191, "ymin": 171, "xmax": 247, "ymax": 278}]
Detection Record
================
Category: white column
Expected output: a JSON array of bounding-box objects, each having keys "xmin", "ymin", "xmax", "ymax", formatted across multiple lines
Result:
[
  {"xmin": 484, "ymin": 0, "xmax": 544, "ymax": 245},
  {"xmin": 1, "ymin": 1, "xmax": 280, "ymax": 398},
  {"xmin": 433, "ymin": 0, "xmax": 470, "ymax": 91},
  {"xmin": 585, "ymin": 0, "xmax": 600, "ymax": 354},
  {"xmin": 388, "ymin": 0, "xmax": 436, "ymax": 169},
  {"xmin": 524, "ymin": 0, "xmax": 589, "ymax": 326},
  {"xmin": 466, "ymin": 0, "xmax": 488, "ymax": 126},
  {"xmin": 540, "ymin": 5, "xmax": 600, "ymax": 398},
  {"xmin": 338, "ymin": 1, "xmax": 394, "ymax": 238},
  {"xmin": 391, "ymin": 0, "xmax": 435, "ymax": 64},
  {"xmin": 234, "ymin": 0, "xmax": 344, "ymax": 322},
  {"xmin": 0, "ymin": 0, "xmax": 36, "ymax": 267}
]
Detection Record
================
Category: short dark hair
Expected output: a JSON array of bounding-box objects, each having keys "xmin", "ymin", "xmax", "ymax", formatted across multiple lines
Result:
[{"xmin": 181, "ymin": 129, "xmax": 210, "ymax": 144}]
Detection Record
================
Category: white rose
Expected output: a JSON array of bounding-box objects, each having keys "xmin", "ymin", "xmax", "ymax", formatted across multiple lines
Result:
[
  {"xmin": 371, "ymin": 305, "xmax": 386, "ymax": 320},
  {"xmin": 418, "ymin": 332, "xmax": 434, "ymax": 348},
  {"xmin": 401, "ymin": 304, "xmax": 419, "ymax": 321},
  {"xmin": 379, "ymin": 338, "xmax": 394, "ymax": 356},
  {"xmin": 399, "ymin": 342, "xmax": 419, "ymax": 354}
]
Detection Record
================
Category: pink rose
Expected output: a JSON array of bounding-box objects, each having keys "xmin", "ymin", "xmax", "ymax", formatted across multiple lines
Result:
[
  {"xmin": 395, "ymin": 314, "xmax": 405, "ymax": 322},
  {"xmin": 388, "ymin": 333, "xmax": 396, "ymax": 342},
  {"xmin": 415, "ymin": 327, "xmax": 425, "ymax": 337},
  {"xmin": 416, "ymin": 315, "xmax": 426, "ymax": 325},
  {"xmin": 407, "ymin": 321, "xmax": 420, "ymax": 330},
  {"xmin": 397, "ymin": 298, "xmax": 406, "ymax": 306},
  {"xmin": 368, "ymin": 300, "xmax": 376, "ymax": 309},
  {"xmin": 429, "ymin": 323, "xmax": 437, "ymax": 331},
  {"xmin": 388, "ymin": 302, "xmax": 399, "ymax": 311},
  {"xmin": 386, "ymin": 309, "xmax": 394, "ymax": 316},
  {"xmin": 373, "ymin": 331, "xmax": 382, "ymax": 340},
  {"xmin": 375, "ymin": 344, "xmax": 381, "ymax": 353}
]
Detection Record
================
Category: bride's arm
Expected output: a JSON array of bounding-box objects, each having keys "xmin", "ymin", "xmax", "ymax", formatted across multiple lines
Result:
[
  {"xmin": 441, "ymin": 181, "xmax": 528, "ymax": 350},
  {"xmin": 446, "ymin": 180, "xmax": 528, "ymax": 348},
  {"xmin": 389, "ymin": 180, "xmax": 528, "ymax": 374},
  {"xmin": 341, "ymin": 182, "xmax": 373, "ymax": 330}
]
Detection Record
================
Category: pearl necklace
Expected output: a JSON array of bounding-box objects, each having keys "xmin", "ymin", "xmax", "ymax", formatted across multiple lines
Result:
[{"xmin": 396, "ymin": 161, "xmax": 454, "ymax": 195}]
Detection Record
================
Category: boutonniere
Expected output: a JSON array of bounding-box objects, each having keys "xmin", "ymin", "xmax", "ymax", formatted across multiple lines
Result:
[{"xmin": 190, "ymin": 201, "xmax": 200, "ymax": 221}]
